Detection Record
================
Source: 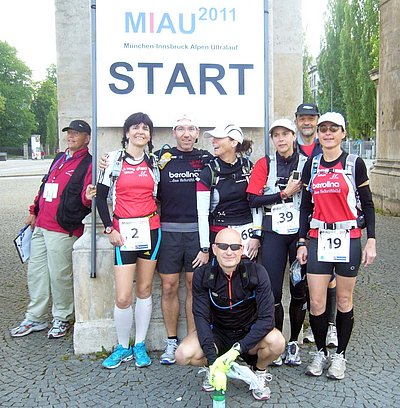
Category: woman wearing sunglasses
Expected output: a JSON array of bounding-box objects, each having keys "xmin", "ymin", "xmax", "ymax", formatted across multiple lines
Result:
[
  {"xmin": 196, "ymin": 123, "xmax": 262, "ymax": 261},
  {"xmin": 297, "ymin": 112, "xmax": 376, "ymax": 380},
  {"xmin": 246, "ymin": 119, "xmax": 308, "ymax": 367}
]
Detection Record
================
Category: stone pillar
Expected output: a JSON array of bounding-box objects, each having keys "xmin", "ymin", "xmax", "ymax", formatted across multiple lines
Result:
[
  {"xmin": 369, "ymin": 0, "xmax": 400, "ymax": 215},
  {"xmin": 55, "ymin": 0, "xmax": 302, "ymax": 354}
]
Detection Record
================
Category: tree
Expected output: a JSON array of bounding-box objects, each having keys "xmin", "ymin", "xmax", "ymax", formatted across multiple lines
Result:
[
  {"xmin": 0, "ymin": 41, "xmax": 36, "ymax": 147},
  {"xmin": 32, "ymin": 65, "xmax": 58, "ymax": 153},
  {"xmin": 316, "ymin": 0, "xmax": 379, "ymax": 139}
]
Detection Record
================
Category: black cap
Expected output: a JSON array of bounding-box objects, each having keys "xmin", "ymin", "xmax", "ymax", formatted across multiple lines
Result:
[
  {"xmin": 62, "ymin": 120, "xmax": 91, "ymax": 135},
  {"xmin": 295, "ymin": 103, "xmax": 320, "ymax": 116}
]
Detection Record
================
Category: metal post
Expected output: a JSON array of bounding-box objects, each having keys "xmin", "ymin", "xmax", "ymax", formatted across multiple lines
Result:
[
  {"xmin": 90, "ymin": 0, "xmax": 97, "ymax": 278},
  {"xmin": 264, "ymin": 0, "xmax": 270, "ymax": 155}
]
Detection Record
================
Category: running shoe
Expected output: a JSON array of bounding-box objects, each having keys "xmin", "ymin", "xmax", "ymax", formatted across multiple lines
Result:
[
  {"xmin": 305, "ymin": 350, "xmax": 330, "ymax": 376},
  {"xmin": 326, "ymin": 324, "xmax": 338, "ymax": 348},
  {"xmin": 48, "ymin": 319, "xmax": 70, "ymax": 339},
  {"xmin": 303, "ymin": 326, "xmax": 315, "ymax": 343},
  {"xmin": 271, "ymin": 355, "xmax": 283, "ymax": 367},
  {"xmin": 198, "ymin": 367, "xmax": 214, "ymax": 392},
  {"xmin": 133, "ymin": 341, "xmax": 152, "ymax": 367},
  {"xmin": 160, "ymin": 338, "xmax": 179, "ymax": 365},
  {"xmin": 252, "ymin": 370, "xmax": 272, "ymax": 401},
  {"xmin": 284, "ymin": 341, "xmax": 302, "ymax": 366},
  {"xmin": 102, "ymin": 344, "xmax": 134, "ymax": 369},
  {"xmin": 10, "ymin": 319, "xmax": 48, "ymax": 337},
  {"xmin": 327, "ymin": 352, "xmax": 346, "ymax": 380}
]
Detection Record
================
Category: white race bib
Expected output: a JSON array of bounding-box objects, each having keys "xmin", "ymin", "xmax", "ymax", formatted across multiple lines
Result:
[
  {"xmin": 229, "ymin": 222, "xmax": 254, "ymax": 258},
  {"xmin": 318, "ymin": 229, "xmax": 350, "ymax": 262},
  {"xmin": 271, "ymin": 202, "xmax": 299, "ymax": 235},
  {"xmin": 43, "ymin": 183, "xmax": 59, "ymax": 202},
  {"xmin": 119, "ymin": 217, "xmax": 151, "ymax": 251}
]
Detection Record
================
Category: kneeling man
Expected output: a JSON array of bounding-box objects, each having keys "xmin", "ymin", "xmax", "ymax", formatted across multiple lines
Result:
[{"xmin": 176, "ymin": 228, "xmax": 285, "ymax": 401}]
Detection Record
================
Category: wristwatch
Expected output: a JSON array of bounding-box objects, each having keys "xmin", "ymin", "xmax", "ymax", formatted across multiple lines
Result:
[
  {"xmin": 296, "ymin": 240, "xmax": 306, "ymax": 249},
  {"xmin": 104, "ymin": 226, "xmax": 115, "ymax": 234},
  {"xmin": 280, "ymin": 190, "xmax": 289, "ymax": 200},
  {"xmin": 200, "ymin": 247, "xmax": 209, "ymax": 254}
]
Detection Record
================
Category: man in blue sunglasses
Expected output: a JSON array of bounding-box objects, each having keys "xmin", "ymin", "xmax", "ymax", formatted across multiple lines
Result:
[{"xmin": 175, "ymin": 228, "xmax": 285, "ymax": 401}]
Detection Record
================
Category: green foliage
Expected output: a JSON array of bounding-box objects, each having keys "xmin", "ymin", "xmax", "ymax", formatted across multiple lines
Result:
[
  {"xmin": 0, "ymin": 41, "xmax": 36, "ymax": 147},
  {"xmin": 316, "ymin": 0, "xmax": 379, "ymax": 140},
  {"xmin": 32, "ymin": 68, "xmax": 58, "ymax": 152}
]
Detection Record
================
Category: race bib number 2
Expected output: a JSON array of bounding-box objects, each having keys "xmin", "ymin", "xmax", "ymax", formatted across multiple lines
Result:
[
  {"xmin": 119, "ymin": 217, "xmax": 151, "ymax": 251},
  {"xmin": 318, "ymin": 229, "xmax": 350, "ymax": 262}
]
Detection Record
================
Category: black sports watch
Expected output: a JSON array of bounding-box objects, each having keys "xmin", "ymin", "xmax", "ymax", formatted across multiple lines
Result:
[
  {"xmin": 200, "ymin": 247, "xmax": 209, "ymax": 254},
  {"xmin": 296, "ymin": 240, "xmax": 306, "ymax": 249}
]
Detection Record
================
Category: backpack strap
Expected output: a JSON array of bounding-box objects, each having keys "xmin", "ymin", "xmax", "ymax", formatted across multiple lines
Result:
[
  {"xmin": 70, "ymin": 154, "xmax": 92, "ymax": 183},
  {"xmin": 306, "ymin": 153, "xmax": 322, "ymax": 193}
]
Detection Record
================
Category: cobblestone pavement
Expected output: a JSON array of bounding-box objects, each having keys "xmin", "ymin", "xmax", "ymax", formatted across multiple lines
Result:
[{"xmin": 0, "ymin": 161, "xmax": 399, "ymax": 407}]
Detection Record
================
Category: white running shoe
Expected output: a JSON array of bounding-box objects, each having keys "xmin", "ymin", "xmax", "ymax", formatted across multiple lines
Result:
[
  {"xmin": 326, "ymin": 324, "xmax": 338, "ymax": 348},
  {"xmin": 303, "ymin": 326, "xmax": 315, "ymax": 344},
  {"xmin": 160, "ymin": 338, "xmax": 179, "ymax": 365},
  {"xmin": 252, "ymin": 370, "xmax": 272, "ymax": 401},
  {"xmin": 305, "ymin": 350, "xmax": 330, "ymax": 376},
  {"xmin": 327, "ymin": 352, "xmax": 346, "ymax": 380},
  {"xmin": 284, "ymin": 341, "xmax": 301, "ymax": 366}
]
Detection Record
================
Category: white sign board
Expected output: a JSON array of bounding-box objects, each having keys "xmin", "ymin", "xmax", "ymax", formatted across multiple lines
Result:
[{"xmin": 96, "ymin": 0, "xmax": 266, "ymax": 127}]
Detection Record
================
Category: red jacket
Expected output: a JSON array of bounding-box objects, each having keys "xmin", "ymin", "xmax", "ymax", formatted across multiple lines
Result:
[{"xmin": 29, "ymin": 147, "xmax": 92, "ymax": 237}]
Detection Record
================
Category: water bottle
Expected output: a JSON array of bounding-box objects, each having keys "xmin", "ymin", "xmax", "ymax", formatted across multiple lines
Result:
[{"xmin": 212, "ymin": 389, "xmax": 226, "ymax": 407}]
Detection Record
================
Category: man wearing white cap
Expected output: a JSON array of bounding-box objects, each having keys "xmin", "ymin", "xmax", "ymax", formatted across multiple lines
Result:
[{"xmin": 247, "ymin": 118, "xmax": 308, "ymax": 367}]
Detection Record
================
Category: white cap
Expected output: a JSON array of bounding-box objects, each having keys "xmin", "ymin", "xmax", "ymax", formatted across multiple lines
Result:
[
  {"xmin": 203, "ymin": 124, "xmax": 244, "ymax": 144},
  {"xmin": 269, "ymin": 118, "xmax": 296, "ymax": 134},
  {"xmin": 318, "ymin": 112, "xmax": 346, "ymax": 130},
  {"xmin": 172, "ymin": 114, "xmax": 199, "ymax": 130}
]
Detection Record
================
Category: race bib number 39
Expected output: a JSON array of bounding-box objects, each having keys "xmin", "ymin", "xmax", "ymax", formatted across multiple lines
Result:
[
  {"xmin": 318, "ymin": 229, "xmax": 350, "ymax": 262},
  {"xmin": 271, "ymin": 202, "xmax": 299, "ymax": 235},
  {"xmin": 119, "ymin": 217, "xmax": 151, "ymax": 251}
]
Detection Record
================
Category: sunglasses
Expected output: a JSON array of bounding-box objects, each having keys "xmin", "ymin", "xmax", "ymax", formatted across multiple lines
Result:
[
  {"xmin": 318, "ymin": 125, "xmax": 341, "ymax": 133},
  {"xmin": 214, "ymin": 243, "xmax": 243, "ymax": 251}
]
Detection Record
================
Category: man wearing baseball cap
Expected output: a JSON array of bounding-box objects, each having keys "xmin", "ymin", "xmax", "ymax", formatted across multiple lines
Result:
[
  {"xmin": 294, "ymin": 103, "xmax": 322, "ymax": 159},
  {"xmin": 11, "ymin": 119, "xmax": 92, "ymax": 340}
]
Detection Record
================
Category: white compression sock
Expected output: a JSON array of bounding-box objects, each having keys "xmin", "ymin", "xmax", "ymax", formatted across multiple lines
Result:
[
  {"xmin": 114, "ymin": 304, "xmax": 133, "ymax": 349},
  {"xmin": 134, "ymin": 296, "xmax": 152, "ymax": 345}
]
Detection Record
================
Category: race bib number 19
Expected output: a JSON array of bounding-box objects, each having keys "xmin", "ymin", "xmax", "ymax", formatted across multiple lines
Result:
[
  {"xmin": 318, "ymin": 229, "xmax": 350, "ymax": 262},
  {"xmin": 119, "ymin": 217, "xmax": 151, "ymax": 251}
]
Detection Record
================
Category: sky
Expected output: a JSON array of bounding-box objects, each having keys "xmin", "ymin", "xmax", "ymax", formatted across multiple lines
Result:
[{"xmin": 0, "ymin": 0, "xmax": 327, "ymax": 82}]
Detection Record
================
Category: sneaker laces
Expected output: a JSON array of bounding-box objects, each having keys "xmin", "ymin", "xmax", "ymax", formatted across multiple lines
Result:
[
  {"xmin": 164, "ymin": 338, "xmax": 178, "ymax": 355},
  {"xmin": 255, "ymin": 371, "xmax": 272, "ymax": 389},
  {"xmin": 135, "ymin": 342, "xmax": 147, "ymax": 359},
  {"xmin": 309, "ymin": 350, "xmax": 327, "ymax": 365},
  {"xmin": 330, "ymin": 353, "xmax": 346, "ymax": 370}
]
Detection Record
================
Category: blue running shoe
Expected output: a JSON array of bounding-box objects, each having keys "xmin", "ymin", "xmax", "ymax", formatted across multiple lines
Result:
[
  {"xmin": 102, "ymin": 344, "xmax": 134, "ymax": 369},
  {"xmin": 133, "ymin": 341, "xmax": 151, "ymax": 367}
]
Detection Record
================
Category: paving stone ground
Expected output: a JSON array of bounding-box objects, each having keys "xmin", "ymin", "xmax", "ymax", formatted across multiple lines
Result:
[{"xmin": 0, "ymin": 161, "xmax": 399, "ymax": 407}]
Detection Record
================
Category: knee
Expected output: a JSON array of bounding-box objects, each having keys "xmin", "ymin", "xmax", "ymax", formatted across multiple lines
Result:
[
  {"xmin": 136, "ymin": 285, "xmax": 152, "ymax": 299},
  {"xmin": 266, "ymin": 329, "xmax": 286, "ymax": 356},
  {"xmin": 309, "ymin": 298, "xmax": 325, "ymax": 314},
  {"xmin": 336, "ymin": 294, "xmax": 352, "ymax": 311},
  {"xmin": 115, "ymin": 296, "xmax": 132, "ymax": 309},
  {"xmin": 161, "ymin": 279, "xmax": 179, "ymax": 298},
  {"xmin": 175, "ymin": 343, "xmax": 191, "ymax": 366}
]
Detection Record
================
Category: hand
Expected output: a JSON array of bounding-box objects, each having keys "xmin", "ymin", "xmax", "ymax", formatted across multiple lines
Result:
[
  {"xmin": 108, "ymin": 230, "xmax": 124, "ymax": 247},
  {"xmin": 99, "ymin": 154, "xmax": 109, "ymax": 170},
  {"xmin": 25, "ymin": 214, "xmax": 36, "ymax": 231},
  {"xmin": 296, "ymin": 246, "xmax": 308, "ymax": 265},
  {"xmin": 210, "ymin": 368, "xmax": 227, "ymax": 391},
  {"xmin": 85, "ymin": 184, "xmax": 97, "ymax": 200},
  {"xmin": 285, "ymin": 176, "xmax": 303, "ymax": 197},
  {"xmin": 362, "ymin": 238, "xmax": 376, "ymax": 267},
  {"xmin": 210, "ymin": 347, "xmax": 240, "ymax": 374},
  {"xmin": 191, "ymin": 250, "xmax": 209, "ymax": 269},
  {"xmin": 246, "ymin": 238, "xmax": 260, "ymax": 260}
]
